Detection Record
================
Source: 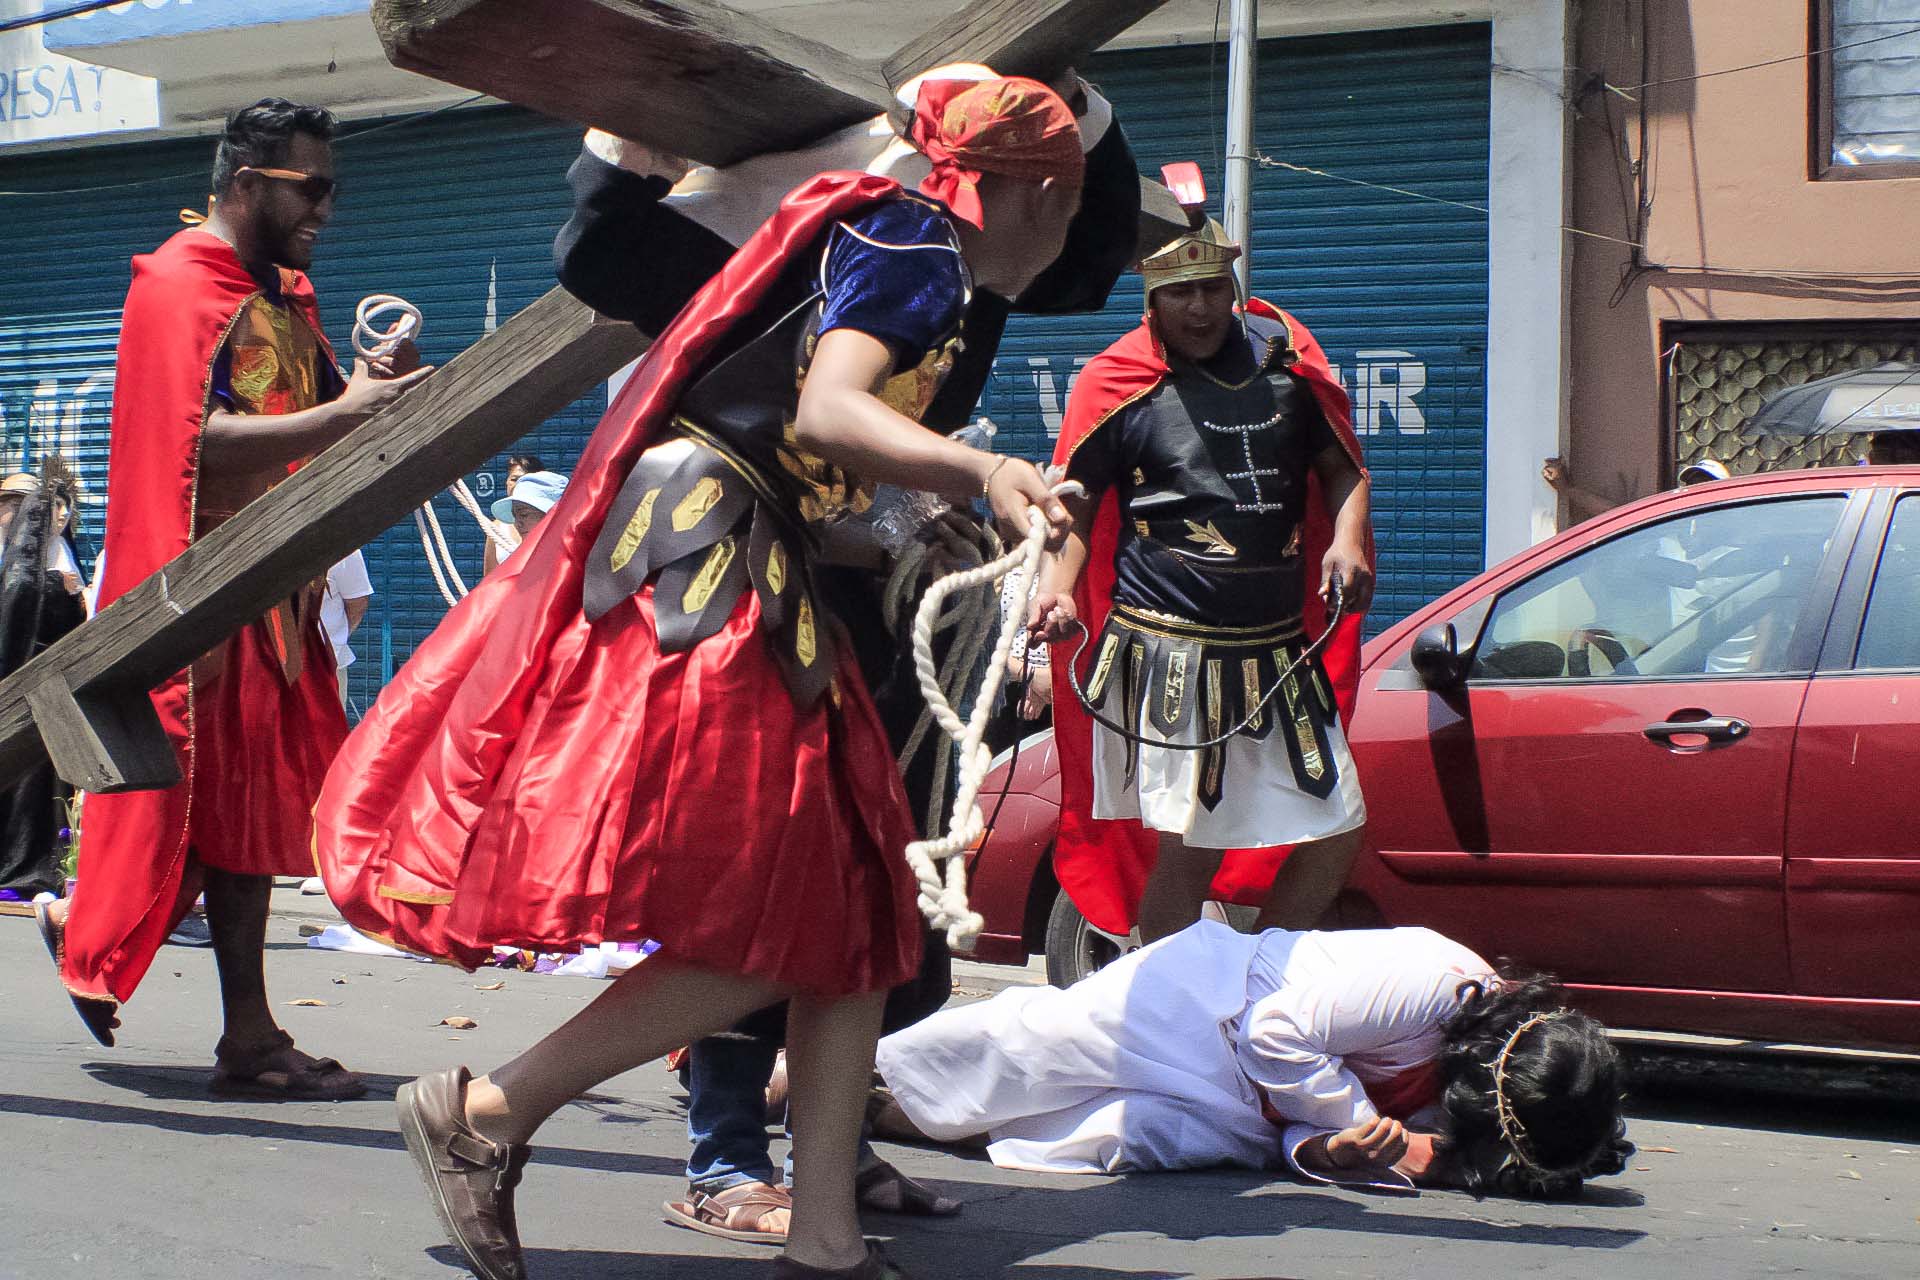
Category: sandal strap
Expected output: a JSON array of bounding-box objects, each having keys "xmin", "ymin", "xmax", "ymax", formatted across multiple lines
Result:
[{"xmin": 693, "ymin": 1183, "xmax": 791, "ymax": 1231}]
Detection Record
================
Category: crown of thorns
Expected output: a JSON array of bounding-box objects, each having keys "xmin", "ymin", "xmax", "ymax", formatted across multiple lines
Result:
[{"xmin": 1489, "ymin": 1011, "xmax": 1580, "ymax": 1178}]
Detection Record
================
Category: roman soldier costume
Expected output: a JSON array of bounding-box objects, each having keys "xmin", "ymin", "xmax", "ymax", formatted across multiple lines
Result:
[{"xmin": 1050, "ymin": 210, "xmax": 1374, "ymax": 934}]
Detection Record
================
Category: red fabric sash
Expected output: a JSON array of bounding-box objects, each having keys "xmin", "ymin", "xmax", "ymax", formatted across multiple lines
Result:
[
  {"xmin": 62, "ymin": 231, "xmax": 338, "ymax": 1004},
  {"xmin": 1257, "ymin": 1060, "xmax": 1442, "ymax": 1128},
  {"xmin": 1047, "ymin": 301, "xmax": 1372, "ymax": 936}
]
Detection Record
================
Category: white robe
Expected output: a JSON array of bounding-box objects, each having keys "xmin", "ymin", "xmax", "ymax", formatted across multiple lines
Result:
[{"xmin": 875, "ymin": 921, "xmax": 1493, "ymax": 1188}]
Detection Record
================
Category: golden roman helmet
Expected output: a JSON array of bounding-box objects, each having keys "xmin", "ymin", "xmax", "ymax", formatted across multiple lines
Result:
[
  {"xmin": 1138, "ymin": 161, "xmax": 1242, "ymax": 300},
  {"xmin": 1139, "ymin": 218, "xmax": 1242, "ymax": 298}
]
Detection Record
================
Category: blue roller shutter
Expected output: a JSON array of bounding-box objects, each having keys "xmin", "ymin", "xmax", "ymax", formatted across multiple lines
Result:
[
  {"xmin": 986, "ymin": 23, "xmax": 1491, "ymax": 628},
  {"xmin": 0, "ymin": 105, "xmax": 603, "ymax": 714}
]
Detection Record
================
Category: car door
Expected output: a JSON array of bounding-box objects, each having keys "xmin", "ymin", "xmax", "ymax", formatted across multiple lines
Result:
[
  {"xmin": 1360, "ymin": 491, "xmax": 1862, "ymax": 994},
  {"xmin": 1786, "ymin": 488, "xmax": 1920, "ymax": 1004}
]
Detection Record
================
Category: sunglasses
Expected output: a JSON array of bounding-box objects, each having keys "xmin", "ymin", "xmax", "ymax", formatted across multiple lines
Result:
[{"xmin": 236, "ymin": 165, "xmax": 340, "ymax": 204}]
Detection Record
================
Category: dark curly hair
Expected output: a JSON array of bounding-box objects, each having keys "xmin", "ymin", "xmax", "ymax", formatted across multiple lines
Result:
[
  {"xmin": 1434, "ymin": 971, "xmax": 1633, "ymax": 1199},
  {"xmin": 212, "ymin": 98, "xmax": 337, "ymax": 195}
]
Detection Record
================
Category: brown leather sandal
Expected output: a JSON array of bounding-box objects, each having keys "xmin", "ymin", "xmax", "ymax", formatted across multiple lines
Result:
[
  {"xmin": 855, "ymin": 1159, "xmax": 961, "ymax": 1217},
  {"xmin": 209, "ymin": 1030, "xmax": 367, "ymax": 1101},
  {"xmin": 662, "ymin": 1180, "xmax": 792, "ymax": 1245}
]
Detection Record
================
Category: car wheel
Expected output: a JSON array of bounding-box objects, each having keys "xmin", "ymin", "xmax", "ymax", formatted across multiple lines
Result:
[{"xmin": 1043, "ymin": 887, "xmax": 1136, "ymax": 988}]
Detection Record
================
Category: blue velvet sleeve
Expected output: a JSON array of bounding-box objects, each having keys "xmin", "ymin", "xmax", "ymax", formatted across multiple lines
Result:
[{"xmin": 818, "ymin": 198, "xmax": 967, "ymax": 370}]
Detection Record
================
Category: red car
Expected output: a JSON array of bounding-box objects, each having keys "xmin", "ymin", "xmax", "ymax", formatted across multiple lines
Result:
[{"xmin": 964, "ymin": 466, "xmax": 1920, "ymax": 1051}]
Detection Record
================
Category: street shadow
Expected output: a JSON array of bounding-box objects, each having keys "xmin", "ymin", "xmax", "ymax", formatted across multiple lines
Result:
[
  {"xmin": 81, "ymin": 1061, "xmax": 650, "ymax": 1116},
  {"xmin": 851, "ymin": 1159, "xmax": 1645, "ymax": 1264},
  {"xmin": 438, "ymin": 1250, "xmax": 1188, "ymax": 1280},
  {"xmin": 85, "ymin": 1060, "xmax": 416, "ymax": 1101},
  {"xmin": 0, "ymin": 1090, "xmax": 685, "ymax": 1180}
]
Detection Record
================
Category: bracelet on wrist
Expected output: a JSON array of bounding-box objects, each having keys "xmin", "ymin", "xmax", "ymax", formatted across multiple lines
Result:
[{"xmin": 981, "ymin": 455, "xmax": 1011, "ymax": 499}]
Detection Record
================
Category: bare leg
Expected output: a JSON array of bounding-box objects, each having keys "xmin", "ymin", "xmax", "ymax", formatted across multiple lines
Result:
[
  {"xmin": 463, "ymin": 960, "xmax": 786, "ymax": 1146},
  {"xmin": 202, "ymin": 867, "xmax": 281, "ymax": 1049},
  {"xmin": 1253, "ymin": 825, "xmax": 1364, "ymax": 932},
  {"xmin": 1137, "ymin": 832, "xmax": 1224, "ymax": 943},
  {"xmin": 784, "ymin": 990, "xmax": 885, "ymax": 1271}
]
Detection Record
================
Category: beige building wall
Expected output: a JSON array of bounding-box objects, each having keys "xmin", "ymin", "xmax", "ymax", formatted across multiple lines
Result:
[{"xmin": 1565, "ymin": 0, "xmax": 1920, "ymax": 508}]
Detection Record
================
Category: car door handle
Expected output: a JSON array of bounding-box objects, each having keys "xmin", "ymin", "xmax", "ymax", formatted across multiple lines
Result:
[{"xmin": 1644, "ymin": 716, "xmax": 1751, "ymax": 744}]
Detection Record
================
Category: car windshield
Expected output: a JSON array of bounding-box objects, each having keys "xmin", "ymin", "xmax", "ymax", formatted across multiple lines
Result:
[{"xmin": 1472, "ymin": 495, "xmax": 1848, "ymax": 680}]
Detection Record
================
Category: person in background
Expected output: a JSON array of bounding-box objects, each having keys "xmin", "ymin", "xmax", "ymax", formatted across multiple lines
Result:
[
  {"xmin": 1545, "ymin": 455, "xmax": 1731, "ymax": 529},
  {"xmin": 0, "ymin": 469, "xmax": 90, "ymax": 900},
  {"xmin": 36, "ymin": 97, "xmax": 429, "ymax": 1088},
  {"xmin": 302, "ymin": 548, "xmax": 375, "ymax": 896},
  {"xmin": 482, "ymin": 454, "xmax": 555, "ymax": 574},
  {"xmin": 484, "ymin": 470, "xmax": 567, "ymax": 572},
  {"xmin": 506, "ymin": 453, "xmax": 546, "ymax": 492},
  {"xmin": 319, "ymin": 549, "xmax": 374, "ymax": 707}
]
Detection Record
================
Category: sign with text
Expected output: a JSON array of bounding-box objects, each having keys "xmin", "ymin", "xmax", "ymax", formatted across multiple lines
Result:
[{"xmin": 1, "ymin": 2, "xmax": 158, "ymax": 146}]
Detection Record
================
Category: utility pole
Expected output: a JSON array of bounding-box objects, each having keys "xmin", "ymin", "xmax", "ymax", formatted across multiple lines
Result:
[{"xmin": 1223, "ymin": 0, "xmax": 1256, "ymax": 293}]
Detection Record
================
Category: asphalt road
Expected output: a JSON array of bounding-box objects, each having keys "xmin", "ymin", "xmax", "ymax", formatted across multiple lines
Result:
[{"xmin": 2, "ymin": 901, "xmax": 1917, "ymax": 1280}]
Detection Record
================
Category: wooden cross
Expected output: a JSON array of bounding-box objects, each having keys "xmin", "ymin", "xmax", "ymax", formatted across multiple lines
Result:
[{"xmin": 0, "ymin": 0, "xmax": 1182, "ymax": 794}]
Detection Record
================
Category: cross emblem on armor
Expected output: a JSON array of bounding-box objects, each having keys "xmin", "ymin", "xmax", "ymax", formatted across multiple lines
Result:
[{"xmin": 1202, "ymin": 410, "xmax": 1288, "ymax": 513}]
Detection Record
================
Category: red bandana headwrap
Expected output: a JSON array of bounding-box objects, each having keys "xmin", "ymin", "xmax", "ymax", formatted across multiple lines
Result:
[{"xmin": 909, "ymin": 76, "xmax": 1084, "ymax": 229}]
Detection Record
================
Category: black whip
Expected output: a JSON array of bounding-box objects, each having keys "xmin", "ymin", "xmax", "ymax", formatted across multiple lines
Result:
[{"xmin": 1061, "ymin": 575, "xmax": 1347, "ymax": 752}]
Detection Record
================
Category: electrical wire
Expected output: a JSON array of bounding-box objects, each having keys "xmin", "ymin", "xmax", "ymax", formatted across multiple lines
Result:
[
  {"xmin": 0, "ymin": 0, "xmax": 124, "ymax": 36},
  {"xmin": 1612, "ymin": 23, "xmax": 1920, "ymax": 98},
  {"xmin": 1252, "ymin": 151, "xmax": 1490, "ymax": 214},
  {"xmin": 0, "ymin": 93, "xmax": 488, "ymax": 198}
]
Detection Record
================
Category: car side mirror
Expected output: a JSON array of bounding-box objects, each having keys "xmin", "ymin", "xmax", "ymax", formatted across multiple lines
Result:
[{"xmin": 1411, "ymin": 623, "xmax": 1469, "ymax": 690}]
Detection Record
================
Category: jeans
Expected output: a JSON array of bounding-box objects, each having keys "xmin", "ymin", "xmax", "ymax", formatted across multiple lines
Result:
[
  {"xmin": 682, "ymin": 1033, "xmax": 885, "ymax": 1191},
  {"xmin": 685, "ymin": 1034, "xmax": 781, "ymax": 1191}
]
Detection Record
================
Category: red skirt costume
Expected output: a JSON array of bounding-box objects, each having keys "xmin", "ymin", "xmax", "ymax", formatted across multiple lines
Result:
[
  {"xmin": 62, "ymin": 230, "xmax": 348, "ymax": 1006},
  {"xmin": 1049, "ymin": 300, "xmax": 1372, "ymax": 936},
  {"xmin": 314, "ymin": 174, "xmax": 930, "ymax": 997}
]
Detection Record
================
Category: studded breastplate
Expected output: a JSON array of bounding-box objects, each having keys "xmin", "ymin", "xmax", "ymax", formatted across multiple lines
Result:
[{"xmin": 1106, "ymin": 314, "xmax": 1326, "ymax": 628}]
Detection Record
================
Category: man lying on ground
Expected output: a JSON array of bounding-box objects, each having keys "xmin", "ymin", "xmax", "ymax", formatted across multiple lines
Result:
[{"xmin": 874, "ymin": 920, "xmax": 1632, "ymax": 1198}]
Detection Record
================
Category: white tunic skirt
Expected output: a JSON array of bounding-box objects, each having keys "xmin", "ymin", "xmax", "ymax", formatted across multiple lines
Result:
[{"xmin": 1090, "ymin": 693, "xmax": 1366, "ymax": 849}]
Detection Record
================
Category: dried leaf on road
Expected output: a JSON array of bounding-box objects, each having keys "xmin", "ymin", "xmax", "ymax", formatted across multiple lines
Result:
[
  {"xmin": 1643, "ymin": 1146, "xmax": 1679, "ymax": 1154},
  {"xmin": 289, "ymin": 998, "xmax": 328, "ymax": 1007},
  {"xmin": 1837, "ymin": 1170, "xmax": 1862, "ymax": 1180},
  {"xmin": 476, "ymin": 981, "xmax": 506, "ymax": 991},
  {"xmin": 439, "ymin": 1015, "xmax": 479, "ymax": 1029}
]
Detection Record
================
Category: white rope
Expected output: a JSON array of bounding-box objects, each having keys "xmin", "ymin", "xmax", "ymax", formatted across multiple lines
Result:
[
  {"xmin": 449, "ymin": 477, "xmax": 520, "ymax": 555},
  {"xmin": 352, "ymin": 292, "xmax": 516, "ymax": 603},
  {"xmin": 352, "ymin": 294, "xmax": 422, "ymax": 359},
  {"xmin": 905, "ymin": 481, "xmax": 1082, "ymax": 950},
  {"xmin": 415, "ymin": 508, "xmax": 463, "ymax": 608},
  {"xmin": 883, "ymin": 520, "xmax": 1003, "ymax": 835}
]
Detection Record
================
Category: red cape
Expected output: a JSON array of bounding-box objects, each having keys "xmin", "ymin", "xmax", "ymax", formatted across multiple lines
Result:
[
  {"xmin": 314, "ymin": 172, "xmax": 913, "ymax": 967},
  {"xmin": 62, "ymin": 230, "xmax": 340, "ymax": 1004},
  {"xmin": 1048, "ymin": 300, "xmax": 1371, "ymax": 936}
]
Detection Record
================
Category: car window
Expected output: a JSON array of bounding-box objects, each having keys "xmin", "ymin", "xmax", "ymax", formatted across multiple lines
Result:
[
  {"xmin": 1858, "ymin": 495, "xmax": 1920, "ymax": 670},
  {"xmin": 1470, "ymin": 496, "xmax": 1847, "ymax": 681}
]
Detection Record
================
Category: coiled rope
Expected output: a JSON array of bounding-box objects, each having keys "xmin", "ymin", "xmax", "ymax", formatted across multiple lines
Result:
[
  {"xmin": 905, "ymin": 480, "xmax": 1082, "ymax": 950},
  {"xmin": 353, "ymin": 295, "xmax": 514, "ymax": 607},
  {"xmin": 883, "ymin": 516, "xmax": 1001, "ymax": 837}
]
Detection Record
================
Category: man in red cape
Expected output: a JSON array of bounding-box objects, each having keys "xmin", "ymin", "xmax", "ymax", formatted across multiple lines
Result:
[
  {"xmin": 35, "ymin": 100, "xmax": 427, "ymax": 1098},
  {"xmin": 1035, "ymin": 200, "xmax": 1376, "ymax": 944},
  {"xmin": 317, "ymin": 76, "xmax": 1084, "ymax": 1280}
]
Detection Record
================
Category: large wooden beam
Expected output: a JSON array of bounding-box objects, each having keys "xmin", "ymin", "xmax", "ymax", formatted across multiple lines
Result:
[
  {"xmin": 373, "ymin": 0, "xmax": 891, "ymax": 167},
  {"xmin": 883, "ymin": 0, "xmax": 1173, "ymax": 88},
  {"xmin": 0, "ymin": 289, "xmax": 647, "ymax": 791},
  {"xmin": 371, "ymin": 0, "xmax": 1180, "ymax": 163}
]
